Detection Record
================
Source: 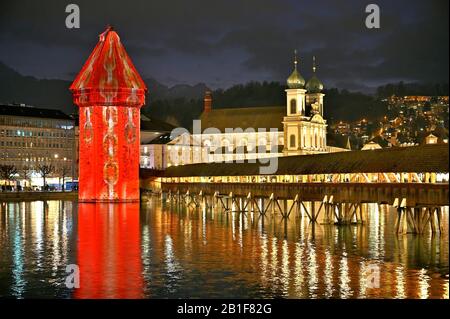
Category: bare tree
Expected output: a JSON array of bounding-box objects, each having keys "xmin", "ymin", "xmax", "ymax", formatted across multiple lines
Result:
[
  {"xmin": 0, "ymin": 164, "xmax": 18, "ymax": 183},
  {"xmin": 37, "ymin": 164, "xmax": 55, "ymax": 190},
  {"xmin": 60, "ymin": 166, "xmax": 71, "ymax": 191},
  {"xmin": 21, "ymin": 166, "xmax": 32, "ymax": 188}
]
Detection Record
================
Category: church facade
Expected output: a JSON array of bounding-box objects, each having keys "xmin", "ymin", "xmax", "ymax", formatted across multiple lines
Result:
[
  {"xmin": 283, "ymin": 55, "xmax": 327, "ymax": 156},
  {"xmin": 165, "ymin": 54, "xmax": 348, "ymax": 167}
]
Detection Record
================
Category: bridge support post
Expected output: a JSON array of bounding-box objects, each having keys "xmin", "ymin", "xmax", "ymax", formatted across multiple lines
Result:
[
  {"xmin": 242, "ymin": 193, "xmax": 252, "ymax": 214},
  {"xmin": 322, "ymin": 195, "xmax": 334, "ymax": 224},
  {"xmin": 394, "ymin": 198, "xmax": 407, "ymax": 234},
  {"xmin": 260, "ymin": 199, "xmax": 265, "ymax": 215},
  {"xmin": 283, "ymin": 195, "xmax": 299, "ymax": 218},
  {"xmin": 300, "ymin": 201, "xmax": 317, "ymax": 223},
  {"xmin": 436, "ymin": 207, "xmax": 444, "ymax": 233},
  {"xmin": 217, "ymin": 193, "xmax": 231, "ymax": 212},
  {"xmin": 213, "ymin": 191, "xmax": 219, "ymax": 209},
  {"xmin": 429, "ymin": 207, "xmax": 437, "ymax": 234}
]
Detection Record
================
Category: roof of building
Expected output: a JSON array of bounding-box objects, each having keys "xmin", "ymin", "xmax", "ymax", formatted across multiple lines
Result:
[
  {"xmin": 361, "ymin": 141, "xmax": 382, "ymax": 150},
  {"xmin": 148, "ymin": 132, "xmax": 175, "ymax": 144},
  {"xmin": 0, "ymin": 104, "xmax": 73, "ymax": 120},
  {"xmin": 287, "ymin": 68, "xmax": 305, "ymax": 89},
  {"xmin": 70, "ymin": 26, "xmax": 146, "ymax": 94},
  {"xmin": 161, "ymin": 144, "xmax": 449, "ymax": 177},
  {"xmin": 327, "ymin": 133, "xmax": 351, "ymax": 150},
  {"xmin": 199, "ymin": 106, "xmax": 285, "ymax": 132},
  {"xmin": 419, "ymin": 127, "xmax": 449, "ymax": 145},
  {"xmin": 305, "ymin": 74, "xmax": 323, "ymax": 93},
  {"xmin": 141, "ymin": 114, "xmax": 177, "ymax": 132},
  {"xmin": 305, "ymin": 56, "xmax": 323, "ymax": 93},
  {"xmin": 370, "ymin": 135, "xmax": 390, "ymax": 148}
]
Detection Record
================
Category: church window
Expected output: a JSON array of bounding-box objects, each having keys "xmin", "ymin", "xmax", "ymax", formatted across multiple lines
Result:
[
  {"xmin": 290, "ymin": 99, "xmax": 297, "ymax": 114},
  {"xmin": 290, "ymin": 134, "xmax": 296, "ymax": 148}
]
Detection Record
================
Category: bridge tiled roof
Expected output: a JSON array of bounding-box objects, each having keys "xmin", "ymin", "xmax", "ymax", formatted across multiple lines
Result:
[{"xmin": 161, "ymin": 144, "xmax": 449, "ymax": 177}]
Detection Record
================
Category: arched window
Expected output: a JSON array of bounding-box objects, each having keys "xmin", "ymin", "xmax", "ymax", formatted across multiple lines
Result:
[
  {"xmin": 203, "ymin": 139, "xmax": 211, "ymax": 148},
  {"xmin": 290, "ymin": 99, "xmax": 297, "ymax": 114},
  {"xmin": 222, "ymin": 139, "xmax": 229, "ymax": 148},
  {"xmin": 290, "ymin": 134, "xmax": 296, "ymax": 148}
]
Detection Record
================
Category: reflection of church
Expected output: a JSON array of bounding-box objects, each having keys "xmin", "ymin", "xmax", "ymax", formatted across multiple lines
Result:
[{"xmin": 151, "ymin": 54, "xmax": 349, "ymax": 168}]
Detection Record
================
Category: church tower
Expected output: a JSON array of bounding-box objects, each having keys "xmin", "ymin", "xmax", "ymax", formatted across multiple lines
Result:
[
  {"xmin": 283, "ymin": 51, "xmax": 307, "ymax": 155},
  {"xmin": 305, "ymin": 56, "xmax": 325, "ymax": 116},
  {"xmin": 283, "ymin": 53, "xmax": 328, "ymax": 156}
]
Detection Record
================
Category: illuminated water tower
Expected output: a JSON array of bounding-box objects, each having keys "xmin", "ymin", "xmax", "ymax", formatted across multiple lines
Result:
[{"xmin": 70, "ymin": 26, "xmax": 147, "ymax": 202}]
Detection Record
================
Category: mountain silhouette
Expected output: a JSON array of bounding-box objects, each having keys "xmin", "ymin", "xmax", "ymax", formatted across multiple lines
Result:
[{"xmin": 0, "ymin": 61, "xmax": 208, "ymax": 114}]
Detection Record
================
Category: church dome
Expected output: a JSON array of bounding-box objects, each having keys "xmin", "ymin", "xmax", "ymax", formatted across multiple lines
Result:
[
  {"xmin": 306, "ymin": 74, "xmax": 323, "ymax": 93},
  {"xmin": 286, "ymin": 51, "xmax": 305, "ymax": 89},
  {"xmin": 287, "ymin": 68, "xmax": 305, "ymax": 89},
  {"xmin": 305, "ymin": 56, "xmax": 323, "ymax": 93}
]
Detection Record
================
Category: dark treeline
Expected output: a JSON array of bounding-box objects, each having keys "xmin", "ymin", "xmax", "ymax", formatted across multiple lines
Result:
[
  {"xmin": 144, "ymin": 98, "xmax": 203, "ymax": 129},
  {"xmin": 212, "ymin": 81, "xmax": 285, "ymax": 108},
  {"xmin": 143, "ymin": 81, "xmax": 285, "ymax": 129},
  {"xmin": 143, "ymin": 81, "xmax": 392, "ymax": 128}
]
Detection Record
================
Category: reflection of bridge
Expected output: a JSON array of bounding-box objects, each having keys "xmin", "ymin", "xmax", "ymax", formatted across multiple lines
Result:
[{"xmin": 141, "ymin": 145, "xmax": 449, "ymax": 235}]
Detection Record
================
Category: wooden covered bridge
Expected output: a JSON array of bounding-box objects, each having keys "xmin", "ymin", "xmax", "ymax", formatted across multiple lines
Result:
[{"xmin": 141, "ymin": 144, "xmax": 449, "ymax": 234}]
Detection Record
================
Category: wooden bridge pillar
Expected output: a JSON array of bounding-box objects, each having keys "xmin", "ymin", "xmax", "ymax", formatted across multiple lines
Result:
[{"xmin": 393, "ymin": 196, "xmax": 445, "ymax": 235}]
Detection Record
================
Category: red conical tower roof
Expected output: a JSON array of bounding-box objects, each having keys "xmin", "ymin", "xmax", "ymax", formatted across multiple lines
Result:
[{"xmin": 70, "ymin": 26, "xmax": 147, "ymax": 107}]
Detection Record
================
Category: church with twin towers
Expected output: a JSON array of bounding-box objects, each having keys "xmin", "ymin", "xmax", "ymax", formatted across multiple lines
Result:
[{"xmin": 160, "ymin": 52, "xmax": 349, "ymax": 167}]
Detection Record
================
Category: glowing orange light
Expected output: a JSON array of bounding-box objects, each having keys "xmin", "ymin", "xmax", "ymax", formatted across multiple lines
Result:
[{"xmin": 70, "ymin": 26, "xmax": 147, "ymax": 202}]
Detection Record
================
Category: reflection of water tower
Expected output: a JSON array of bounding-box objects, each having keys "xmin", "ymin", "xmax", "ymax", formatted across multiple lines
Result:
[{"xmin": 70, "ymin": 26, "xmax": 147, "ymax": 202}]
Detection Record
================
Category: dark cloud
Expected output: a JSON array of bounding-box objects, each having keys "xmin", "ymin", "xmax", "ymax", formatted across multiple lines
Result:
[{"xmin": 0, "ymin": 0, "xmax": 447, "ymax": 92}]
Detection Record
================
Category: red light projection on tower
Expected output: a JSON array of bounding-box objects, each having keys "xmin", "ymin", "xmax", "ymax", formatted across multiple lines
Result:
[{"xmin": 70, "ymin": 26, "xmax": 147, "ymax": 202}]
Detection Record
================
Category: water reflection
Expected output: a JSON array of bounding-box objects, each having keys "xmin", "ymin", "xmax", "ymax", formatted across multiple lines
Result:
[
  {"xmin": 75, "ymin": 203, "xmax": 143, "ymax": 298},
  {"xmin": 0, "ymin": 201, "xmax": 76, "ymax": 298},
  {"xmin": 0, "ymin": 199, "xmax": 448, "ymax": 298}
]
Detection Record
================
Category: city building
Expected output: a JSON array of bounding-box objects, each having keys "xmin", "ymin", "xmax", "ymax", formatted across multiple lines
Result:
[
  {"xmin": 424, "ymin": 133, "xmax": 438, "ymax": 145},
  {"xmin": 165, "ymin": 55, "xmax": 348, "ymax": 167},
  {"xmin": 0, "ymin": 103, "xmax": 76, "ymax": 189},
  {"xmin": 361, "ymin": 141, "xmax": 382, "ymax": 150},
  {"xmin": 140, "ymin": 115, "xmax": 176, "ymax": 170},
  {"xmin": 334, "ymin": 121, "xmax": 351, "ymax": 135}
]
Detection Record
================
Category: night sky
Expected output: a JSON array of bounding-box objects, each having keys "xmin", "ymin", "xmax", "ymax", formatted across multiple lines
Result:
[{"xmin": 0, "ymin": 0, "xmax": 448, "ymax": 92}]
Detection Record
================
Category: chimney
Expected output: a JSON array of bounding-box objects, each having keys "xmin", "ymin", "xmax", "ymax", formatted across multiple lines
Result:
[{"xmin": 203, "ymin": 90, "xmax": 212, "ymax": 113}]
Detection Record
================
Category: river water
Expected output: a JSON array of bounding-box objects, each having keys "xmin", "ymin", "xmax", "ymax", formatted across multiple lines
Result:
[{"xmin": 0, "ymin": 199, "xmax": 448, "ymax": 298}]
